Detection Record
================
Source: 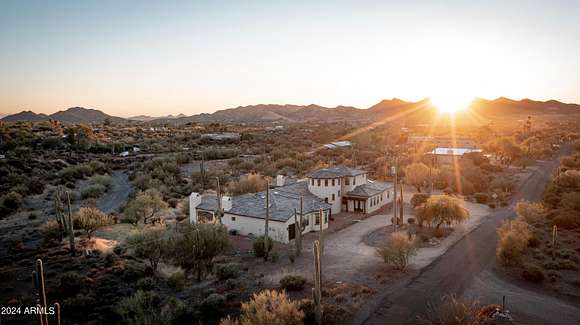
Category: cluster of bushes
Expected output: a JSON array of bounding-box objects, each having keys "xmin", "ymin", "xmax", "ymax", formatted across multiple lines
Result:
[
  {"xmin": 60, "ymin": 161, "xmax": 107, "ymax": 183},
  {"xmin": 220, "ymin": 290, "xmax": 304, "ymax": 325},
  {"xmin": 279, "ymin": 275, "xmax": 306, "ymax": 291},
  {"xmin": 496, "ymin": 218, "xmax": 532, "ymax": 266},
  {"xmin": 0, "ymin": 191, "xmax": 23, "ymax": 217},
  {"xmin": 376, "ymin": 232, "xmax": 417, "ymax": 271}
]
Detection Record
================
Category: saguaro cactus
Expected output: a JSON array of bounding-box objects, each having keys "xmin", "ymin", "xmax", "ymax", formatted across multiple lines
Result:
[
  {"xmin": 294, "ymin": 196, "xmax": 306, "ymax": 256},
  {"xmin": 32, "ymin": 259, "xmax": 61, "ymax": 325},
  {"xmin": 65, "ymin": 191, "xmax": 75, "ymax": 256},
  {"xmin": 399, "ymin": 181, "xmax": 404, "ymax": 224},
  {"xmin": 313, "ymin": 240, "xmax": 323, "ymax": 325},
  {"xmin": 215, "ymin": 177, "xmax": 223, "ymax": 224}
]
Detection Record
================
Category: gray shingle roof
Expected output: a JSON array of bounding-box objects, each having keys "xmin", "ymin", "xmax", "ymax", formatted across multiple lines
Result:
[
  {"xmin": 197, "ymin": 181, "xmax": 330, "ymax": 222},
  {"xmin": 307, "ymin": 166, "xmax": 366, "ymax": 179},
  {"xmin": 346, "ymin": 180, "xmax": 393, "ymax": 198}
]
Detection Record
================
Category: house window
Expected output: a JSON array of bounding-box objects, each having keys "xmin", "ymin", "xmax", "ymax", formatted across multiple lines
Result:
[
  {"xmin": 338, "ymin": 190, "xmax": 341, "ymax": 196},
  {"xmin": 332, "ymin": 179, "xmax": 335, "ymax": 186},
  {"xmin": 345, "ymin": 178, "xmax": 350, "ymax": 185},
  {"xmin": 332, "ymin": 194, "xmax": 335, "ymax": 201},
  {"xmin": 325, "ymin": 179, "xmax": 328, "ymax": 187},
  {"xmin": 311, "ymin": 179, "xmax": 314, "ymax": 186},
  {"xmin": 232, "ymin": 216, "xmax": 236, "ymax": 221},
  {"xmin": 315, "ymin": 213, "xmax": 320, "ymax": 225},
  {"xmin": 324, "ymin": 198, "xmax": 328, "ymax": 203},
  {"xmin": 338, "ymin": 178, "xmax": 341, "ymax": 185},
  {"xmin": 324, "ymin": 212, "xmax": 328, "ymax": 224},
  {"xmin": 317, "ymin": 179, "xmax": 321, "ymax": 186},
  {"xmin": 380, "ymin": 195, "xmax": 383, "ymax": 202},
  {"xmin": 387, "ymin": 191, "xmax": 390, "ymax": 199},
  {"xmin": 303, "ymin": 216, "xmax": 309, "ymax": 226},
  {"xmin": 353, "ymin": 177, "xmax": 356, "ymax": 185}
]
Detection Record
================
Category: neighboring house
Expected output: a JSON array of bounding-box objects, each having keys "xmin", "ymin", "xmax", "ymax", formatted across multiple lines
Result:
[
  {"xmin": 119, "ymin": 151, "xmax": 129, "ymax": 157},
  {"xmin": 323, "ymin": 140, "xmax": 352, "ymax": 150},
  {"xmin": 430, "ymin": 147, "xmax": 483, "ymax": 165},
  {"xmin": 190, "ymin": 181, "xmax": 331, "ymax": 243},
  {"xmin": 201, "ymin": 132, "xmax": 241, "ymax": 141},
  {"xmin": 306, "ymin": 166, "xmax": 393, "ymax": 214}
]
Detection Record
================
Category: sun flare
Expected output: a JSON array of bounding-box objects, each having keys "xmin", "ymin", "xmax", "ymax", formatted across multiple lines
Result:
[{"xmin": 430, "ymin": 94, "xmax": 474, "ymax": 114}]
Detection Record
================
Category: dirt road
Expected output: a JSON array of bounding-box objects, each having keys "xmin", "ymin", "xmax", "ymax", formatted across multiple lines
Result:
[{"xmin": 363, "ymin": 149, "xmax": 579, "ymax": 325}]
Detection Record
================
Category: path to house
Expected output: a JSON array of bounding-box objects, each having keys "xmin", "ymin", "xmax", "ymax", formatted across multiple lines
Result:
[
  {"xmin": 97, "ymin": 170, "xmax": 132, "ymax": 213},
  {"xmin": 362, "ymin": 145, "xmax": 579, "ymax": 325}
]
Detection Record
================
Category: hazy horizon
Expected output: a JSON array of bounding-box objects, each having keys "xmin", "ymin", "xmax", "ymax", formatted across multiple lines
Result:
[{"xmin": 1, "ymin": 0, "xmax": 579, "ymax": 117}]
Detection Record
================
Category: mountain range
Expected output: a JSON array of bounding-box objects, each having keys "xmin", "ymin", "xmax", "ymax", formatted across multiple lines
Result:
[{"xmin": 2, "ymin": 97, "xmax": 580, "ymax": 125}]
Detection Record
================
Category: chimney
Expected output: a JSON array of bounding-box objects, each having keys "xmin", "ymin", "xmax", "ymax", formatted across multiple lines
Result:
[
  {"xmin": 276, "ymin": 174, "xmax": 285, "ymax": 187},
  {"xmin": 221, "ymin": 196, "xmax": 233, "ymax": 212},
  {"xmin": 189, "ymin": 192, "xmax": 202, "ymax": 223}
]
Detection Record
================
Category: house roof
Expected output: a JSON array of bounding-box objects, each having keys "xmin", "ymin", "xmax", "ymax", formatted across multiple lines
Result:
[
  {"xmin": 197, "ymin": 181, "xmax": 330, "ymax": 222},
  {"xmin": 346, "ymin": 180, "xmax": 393, "ymax": 198},
  {"xmin": 431, "ymin": 147, "xmax": 482, "ymax": 156},
  {"xmin": 307, "ymin": 166, "xmax": 366, "ymax": 179}
]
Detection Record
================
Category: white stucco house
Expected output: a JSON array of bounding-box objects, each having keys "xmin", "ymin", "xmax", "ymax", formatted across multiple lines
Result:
[
  {"xmin": 190, "ymin": 181, "xmax": 331, "ymax": 244},
  {"xmin": 306, "ymin": 166, "xmax": 394, "ymax": 215},
  {"xmin": 189, "ymin": 166, "xmax": 393, "ymax": 243}
]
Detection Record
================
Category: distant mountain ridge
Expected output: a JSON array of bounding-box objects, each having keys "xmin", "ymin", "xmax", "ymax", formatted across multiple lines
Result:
[
  {"xmin": 2, "ymin": 97, "xmax": 580, "ymax": 124},
  {"xmin": 1, "ymin": 107, "xmax": 126, "ymax": 124}
]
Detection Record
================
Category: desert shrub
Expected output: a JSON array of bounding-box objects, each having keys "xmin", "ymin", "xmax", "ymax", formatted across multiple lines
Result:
[
  {"xmin": 136, "ymin": 277, "xmax": 157, "ymax": 291},
  {"xmin": 40, "ymin": 220, "xmax": 61, "ymax": 244},
  {"xmin": 543, "ymin": 260, "xmax": 578, "ymax": 270},
  {"xmin": 63, "ymin": 292, "xmax": 97, "ymax": 314},
  {"xmin": 59, "ymin": 271, "xmax": 84, "ymax": 296},
  {"xmin": 116, "ymin": 290, "xmax": 185, "ymax": 325},
  {"xmin": 126, "ymin": 228, "xmax": 171, "ymax": 272},
  {"xmin": 1, "ymin": 191, "xmax": 23, "ymax": 211},
  {"xmin": 553, "ymin": 211, "xmax": 578, "ymax": 229},
  {"xmin": 562, "ymin": 192, "xmax": 580, "ymax": 211},
  {"xmin": 490, "ymin": 178, "xmax": 517, "ymax": 193},
  {"xmin": 253, "ymin": 235, "xmax": 273, "ymax": 258},
  {"xmin": 224, "ymin": 278, "xmax": 239, "ymax": 291},
  {"xmin": 167, "ymin": 270, "xmax": 185, "ymax": 290},
  {"xmin": 89, "ymin": 174, "xmax": 112, "ymax": 189},
  {"xmin": 411, "ymin": 193, "xmax": 429, "ymax": 207},
  {"xmin": 424, "ymin": 295, "xmax": 492, "ymax": 325},
  {"xmin": 496, "ymin": 219, "xmax": 531, "ymax": 266},
  {"xmin": 215, "ymin": 263, "xmax": 240, "ymax": 280},
  {"xmin": 227, "ymin": 174, "xmax": 268, "ymax": 196},
  {"xmin": 474, "ymin": 193, "xmax": 489, "ymax": 204},
  {"xmin": 515, "ymin": 200, "xmax": 546, "ymax": 223},
  {"xmin": 200, "ymin": 293, "xmax": 226, "ymax": 319},
  {"xmin": 75, "ymin": 207, "xmax": 113, "ymax": 239},
  {"xmin": 522, "ymin": 264, "xmax": 545, "ymax": 283},
  {"xmin": 557, "ymin": 170, "xmax": 580, "ymax": 189},
  {"xmin": 81, "ymin": 184, "xmax": 106, "ymax": 199},
  {"xmin": 168, "ymin": 223, "xmax": 230, "ymax": 281},
  {"xmin": 219, "ymin": 290, "xmax": 304, "ymax": 325},
  {"xmin": 376, "ymin": 232, "xmax": 417, "ymax": 271},
  {"xmin": 279, "ymin": 275, "xmax": 306, "ymax": 291}
]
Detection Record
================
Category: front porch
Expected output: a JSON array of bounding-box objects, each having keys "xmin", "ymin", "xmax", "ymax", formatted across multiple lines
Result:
[{"xmin": 342, "ymin": 196, "xmax": 368, "ymax": 213}]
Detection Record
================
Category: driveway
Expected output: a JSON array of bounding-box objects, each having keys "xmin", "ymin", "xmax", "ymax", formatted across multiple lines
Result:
[{"xmin": 97, "ymin": 170, "xmax": 132, "ymax": 213}]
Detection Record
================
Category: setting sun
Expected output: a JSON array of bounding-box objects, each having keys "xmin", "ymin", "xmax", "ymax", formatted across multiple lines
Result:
[{"xmin": 430, "ymin": 94, "xmax": 474, "ymax": 114}]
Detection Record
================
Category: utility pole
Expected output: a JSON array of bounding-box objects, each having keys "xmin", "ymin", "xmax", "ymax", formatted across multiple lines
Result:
[
  {"xmin": 264, "ymin": 182, "xmax": 270, "ymax": 261},
  {"xmin": 392, "ymin": 155, "xmax": 398, "ymax": 233},
  {"xmin": 215, "ymin": 177, "xmax": 222, "ymax": 224}
]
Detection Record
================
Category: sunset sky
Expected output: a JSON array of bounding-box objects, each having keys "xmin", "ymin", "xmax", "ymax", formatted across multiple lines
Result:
[{"xmin": 1, "ymin": 0, "xmax": 579, "ymax": 117}]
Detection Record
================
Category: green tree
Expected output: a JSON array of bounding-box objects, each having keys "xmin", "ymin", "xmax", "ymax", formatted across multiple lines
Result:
[
  {"xmin": 126, "ymin": 228, "xmax": 170, "ymax": 272},
  {"xmin": 124, "ymin": 189, "xmax": 168, "ymax": 225},
  {"xmin": 169, "ymin": 223, "xmax": 230, "ymax": 281},
  {"xmin": 404, "ymin": 163, "xmax": 431, "ymax": 192},
  {"xmin": 75, "ymin": 207, "xmax": 114, "ymax": 239},
  {"xmin": 416, "ymin": 195, "xmax": 469, "ymax": 229}
]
